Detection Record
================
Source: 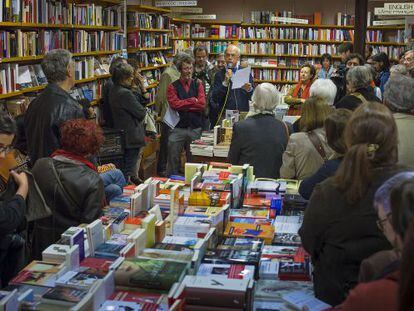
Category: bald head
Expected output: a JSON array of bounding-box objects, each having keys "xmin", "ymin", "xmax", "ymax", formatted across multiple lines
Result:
[{"xmin": 225, "ymin": 44, "xmax": 241, "ymax": 68}]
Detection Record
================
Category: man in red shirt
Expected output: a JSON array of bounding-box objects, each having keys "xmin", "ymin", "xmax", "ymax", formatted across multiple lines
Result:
[{"xmin": 166, "ymin": 54, "xmax": 205, "ymax": 175}]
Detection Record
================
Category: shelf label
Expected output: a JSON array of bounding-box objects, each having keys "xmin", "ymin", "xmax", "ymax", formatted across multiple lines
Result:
[
  {"xmin": 271, "ymin": 17, "xmax": 309, "ymax": 24},
  {"xmin": 155, "ymin": 1, "xmax": 197, "ymax": 6},
  {"xmin": 185, "ymin": 14, "xmax": 217, "ymax": 20},
  {"xmin": 375, "ymin": 3, "xmax": 414, "ymax": 15}
]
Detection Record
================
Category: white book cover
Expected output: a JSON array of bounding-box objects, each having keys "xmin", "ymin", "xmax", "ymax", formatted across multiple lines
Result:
[
  {"xmin": 86, "ymin": 219, "xmax": 104, "ymax": 256},
  {"xmin": 180, "ymin": 275, "xmax": 250, "ymax": 292},
  {"xmin": 283, "ymin": 291, "xmax": 331, "ymax": 311}
]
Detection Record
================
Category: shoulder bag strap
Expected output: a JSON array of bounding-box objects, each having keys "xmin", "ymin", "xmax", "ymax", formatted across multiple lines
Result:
[
  {"xmin": 49, "ymin": 159, "xmax": 81, "ymax": 210},
  {"xmin": 307, "ymin": 131, "xmax": 328, "ymax": 162}
]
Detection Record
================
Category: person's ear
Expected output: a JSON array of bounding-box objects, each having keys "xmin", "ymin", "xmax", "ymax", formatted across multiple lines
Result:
[{"xmin": 66, "ymin": 63, "xmax": 73, "ymax": 79}]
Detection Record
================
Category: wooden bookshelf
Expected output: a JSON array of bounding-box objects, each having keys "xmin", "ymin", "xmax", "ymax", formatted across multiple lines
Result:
[
  {"xmin": 241, "ymin": 23, "xmax": 354, "ymax": 29},
  {"xmin": 191, "ymin": 20, "xmax": 241, "ymax": 25},
  {"xmin": 251, "ymin": 65, "xmax": 300, "ymax": 70},
  {"xmin": 140, "ymin": 64, "xmax": 171, "ymax": 71},
  {"xmin": 366, "ymin": 41, "xmax": 405, "ymax": 46},
  {"xmin": 241, "ymin": 53, "xmax": 342, "ymax": 59},
  {"xmin": 127, "ymin": 47, "xmax": 172, "ymax": 53},
  {"xmin": 127, "ymin": 5, "xmax": 171, "ymax": 14},
  {"xmin": 172, "ymin": 18, "xmax": 192, "ymax": 24},
  {"xmin": 192, "ymin": 37, "xmax": 239, "ymax": 42},
  {"xmin": 171, "ymin": 37, "xmax": 192, "ymax": 40},
  {"xmin": 127, "ymin": 28, "xmax": 172, "ymax": 33},
  {"xmin": 254, "ymin": 79, "xmax": 297, "ymax": 84},
  {"xmin": 239, "ymin": 38, "xmax": 351, "ymax": 44},
  {"xmin": 367, "ymin": 25, "xmax": 405, "ymax": 30},
  {"xmin": 0, "ymin": 22, "xmax": 120, "ymax": 31}
]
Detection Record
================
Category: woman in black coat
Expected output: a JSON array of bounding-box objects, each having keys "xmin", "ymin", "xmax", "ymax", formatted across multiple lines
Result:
[
  {"xmin": 299, "ymin": 102, "xmax": 404, "ymax": 306},
  {"xmin": 228, "ymin": 83, "xmax": 289, "ymax": 179},
  {"xmin": 109, "ymin": 62, "xmax": 146, "ymax": 183},
  {"xmin": 0, "ymin": 112, "xmax": 29, "ymax": 286},
  {"xmin": 31, "ymin": 119, "xmax": 105, "ymax": 259}
]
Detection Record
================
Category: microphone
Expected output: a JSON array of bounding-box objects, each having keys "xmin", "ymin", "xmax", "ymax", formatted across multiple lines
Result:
[{"xmin": 226, "ymin": 63, "xmax": 234, "ymax": 70}]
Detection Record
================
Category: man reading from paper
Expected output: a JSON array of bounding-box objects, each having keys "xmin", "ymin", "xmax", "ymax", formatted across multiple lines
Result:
[
  {"xmin": 211, "ymin": 44, "xmax": 254, "ymax": 125},
  {"xmin": 166, "ymin": 53, "xmax": 205, "ymax": 176}
]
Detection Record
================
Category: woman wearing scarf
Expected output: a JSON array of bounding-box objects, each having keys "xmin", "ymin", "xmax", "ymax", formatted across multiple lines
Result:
[
  {"xmin": 228, "ymin": 83, "xmax": 290, "ymax": 179},
  {"xmin": 284, "ymin": 63, "xmax": 316, "ymax": 116},
  {"xmin": 31, "ymin": 119, "xmax": 105, "ymax": 259}
]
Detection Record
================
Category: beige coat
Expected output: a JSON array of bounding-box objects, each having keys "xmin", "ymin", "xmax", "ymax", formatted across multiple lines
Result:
[
  {"xmin": 280, "ymin": 127, "xmax": 334, "ymax": 180},
  {"xmin": 394, "ymin": 112, "xmax": 414, "ymax": 168}
]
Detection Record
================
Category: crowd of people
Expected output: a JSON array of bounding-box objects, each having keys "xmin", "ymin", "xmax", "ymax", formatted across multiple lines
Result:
[{"xmin": 0, "ymin": 41, "xmax": 414, "ymax": 309}]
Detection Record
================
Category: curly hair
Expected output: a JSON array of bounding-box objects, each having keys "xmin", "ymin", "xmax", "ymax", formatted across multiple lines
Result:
[{"xmin": 60, "ymin": 119, "xmax": 104, "ymax": 156}]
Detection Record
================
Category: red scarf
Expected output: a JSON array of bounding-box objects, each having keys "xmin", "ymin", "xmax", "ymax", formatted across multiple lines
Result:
[
  {"xmin": 51, "ymin": 149, "xmax": 97, "ymax": 171},
  {"xmin": 292, "ymin": 80, "xmax": 312, "ymax": 99}
]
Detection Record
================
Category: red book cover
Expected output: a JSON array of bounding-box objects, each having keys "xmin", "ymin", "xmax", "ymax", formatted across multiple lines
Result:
[
  {"xmin": 110, "ymin": 290, "xmax": 161, "ymax": 304},
  {"xmin": 80, "ymin": 257, "xmax": 114, "ymax": 273}
]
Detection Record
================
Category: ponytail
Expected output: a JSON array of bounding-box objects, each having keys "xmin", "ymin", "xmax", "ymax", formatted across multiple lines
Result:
[{"xmin": 334, "ymin": 143, "xmax": 372, "ymax": 204}]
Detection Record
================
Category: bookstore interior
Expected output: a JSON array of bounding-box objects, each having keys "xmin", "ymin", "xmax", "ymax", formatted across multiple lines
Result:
[{"xmin": 0, "ymin": 0, "xmax": 414, "ymax": 310}]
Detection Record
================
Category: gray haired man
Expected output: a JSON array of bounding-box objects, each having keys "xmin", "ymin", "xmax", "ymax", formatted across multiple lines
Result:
[{"xmin": 25, "ymin": 49, "xmax": 84, "ymax": 165}]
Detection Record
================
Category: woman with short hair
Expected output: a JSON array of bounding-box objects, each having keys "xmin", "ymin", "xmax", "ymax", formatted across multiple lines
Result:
[
  {"xmin": 318, "ymin": 53, "xmax": 334, "ymax": 79},
  {"xmin": 228, "ymin": 83, "xmax": 289, "ymax": 179},
  {"xmin": 280, "ymin": 96, "xmax": 334, "ymax": 180},
  {"xmin": 31, "ymin": 119, "xmax": 105, "ymax": 259},
  {"xmin": 109, "ymin": 62, "xmax": 147, "ymax": 183},
  {"xmin": 284, "ymin": 63, "xmax": 316, "ymax": 115}
]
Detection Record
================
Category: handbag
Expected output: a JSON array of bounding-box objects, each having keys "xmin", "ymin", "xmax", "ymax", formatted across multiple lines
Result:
[{"xmin": 0, "ymin": 170, "xmax": 52, "ymax": 222}]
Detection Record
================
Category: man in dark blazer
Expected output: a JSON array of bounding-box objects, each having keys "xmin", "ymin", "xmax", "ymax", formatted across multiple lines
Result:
[
  {"xmin": 228, "ymin": 83, "xmax": 289, "ymax": 179},
  {"xmin": 211, "ymin": 44, "xmax": 254, "ymax": 127}
]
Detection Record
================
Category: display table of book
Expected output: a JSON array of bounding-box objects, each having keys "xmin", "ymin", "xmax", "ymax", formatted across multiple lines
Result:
[{"xmin": 1, "ymin": 162, "xmax": 331, "ymax": 311}]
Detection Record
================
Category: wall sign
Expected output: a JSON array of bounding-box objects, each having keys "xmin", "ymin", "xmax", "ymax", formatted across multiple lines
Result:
[
  {"xmin": 185, "ymin": 14, "xmax": 217, "ymax": 20},
  {"xmin": 375, "ymin": 2, "xmax": 414, "ymax": 15},
  {"xmin": 171, "ymin": 7, "xmax": 203, "ymax": 13}
]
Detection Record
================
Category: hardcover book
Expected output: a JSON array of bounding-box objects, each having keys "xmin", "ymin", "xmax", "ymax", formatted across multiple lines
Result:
[
  {"xmin": 41, "ymin": 286, "xmax": 88, "ymax": 306},
  {"xmin": 114, "ymin": 258, "xmax": 188, "ymax": 290},
  {"xmin": 197, "ymin": 263, "xmax": 255, "ymax": 280},
  {"xmin": 11, "ymin": 261, "xmax": 64, "ymax": 287}
]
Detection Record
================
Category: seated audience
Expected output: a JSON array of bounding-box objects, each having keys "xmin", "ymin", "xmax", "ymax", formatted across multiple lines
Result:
[
  {"xmin": 299, "ymin": 108, "xmax": 351, "ymax": 200},
  {"xmin": 31, "ymin": 119, "xmax": 105, "ymax": 259},
  {"xmin": 335, "ymin": 66, "xmax": 381, "ymax": 111},
  {"xmin": 24, "ymin": 49, "xmax": 85, "ymax": 165},
  {"xmin": 399, "ymin": 212, "xmax": 414, "ymax": 310},
  {"xmin": 101, "ymin": 57, "xmax": 127, "ymax": 128},
  {"xmin": 400, "ymin": 49, "xmax": 414, "ymax": 78},
  {"xmin": 228, "ymin": 83, "xmax": 289, "ymax": 179},
  {"xmin": 0, "ymin": 112, "xmax": 29, "ymax": 287},
  {"xmin": 309, "ymin": 78, "xmax": 337, "ymax": 106},
  {"xmin": 318, "ymin": 53, "xmax": 334, "ymax": 79},
  {"xmin": 166, "ymin": 54, "xmax": 205, "ymax": 176},
  {"xmin": 371, "ymin": 52, "xmax": 391, "ymax": 95},
  {"xmin": 109, "ymin": 62, "xmax": 146, "ymax": 183},
  {"xmin": 284, "ymin": 63, "xmax": 316, "ymax": 115},
  {"xmin": 280, "ymin": 96, "xmax": 333, "ymax": 180},
  {"xmin": 299, "ymin": 102, "xmax": 403, "ymax": 306},
  {"xmin": 338, "ymin": 174, "xmax": 414, "ymax": 310},
  {"xmin": 345, "ymin": 53, "xmax": 365, "ymax": 68},
  {"xmin": 98, "ymin": 164, "xmax": 127, "ymax": 203},
  {"xmin": 383, "ymin": 75, "xmax": 414, "ymax": 167}
]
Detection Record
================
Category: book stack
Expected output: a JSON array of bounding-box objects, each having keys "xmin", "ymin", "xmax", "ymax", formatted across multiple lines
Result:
[
  {"xmin": 190, "ymin": 131, "xmax": 214, "ymax": 157},
  {"xmin": 213, "ymin": 125, "xmax": 233, "ymax": 158}
]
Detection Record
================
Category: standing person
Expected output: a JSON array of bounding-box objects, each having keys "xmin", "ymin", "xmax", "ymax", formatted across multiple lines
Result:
[
  {"xmin": 193, "ymin": 45, "xmax": 214, "ymax": 130},
  {"xmin": 0, "ymin": 112, "xmax": 29, "ymax": 287},
  {"xmin": 166, "ymin": 54, "xmax": 205, "ymax": 176},
  {"xmin": 127, "ymin": 58, "xmax": 151, "ymax": 105},
  {"xmin": 331, "ymin": 43, "xmax": 354, "ymax": 104},
  {"xmin": 31, "ymin": 119, "xmax": 105, "ymax": 259},
  {"xmin": 365, "ymin": 45, "xmax": 373, "ymax": 60},
  {"xmin": 371, "ymin": 52, "xmax": 391, "ymax": 95},
  {"xmin": 384, "ymin": 75, "xmax": 414, "ymax": 168},
  {"xmin": 109, "ymin": 63, "xmax": 146, "ymax": 183},
  {"xmin": 338, "ymin": 42, "xmax": 354, "ymax": 65},
  {"xmin": 318, "ymin": 53, "xmax": 334, "ymax": 79},
  {"xmin": 155, "ymin": 53, "xmax": 187, "ymax": 177},
  {"xmin": 280, "ymin": 96, "xmax": 333, "ymax": 180},
  {"xmin": 101, "ymin": 57, "xmax": 127, "ymax": 128},
  {"xmin": 228, "ymin": 83, "xmax": 289, "ymax": 179},
  {"xmin": 284, "ymin": 63, "xmax": 316, "ymax": 115},
  {"xmin": 299, "ymin": 102, "xmax": 403, "ymax": 306},
  {"xmin": 24, "ymin": 49, "xmax": 84, "ymax": 165},
  {"xmin": 208, "ymin": 53, "xmax": 226, "ymax": 128},
  {"xmin": 211, "ymin": 44, "xmax": 254, "ymax": 126}
]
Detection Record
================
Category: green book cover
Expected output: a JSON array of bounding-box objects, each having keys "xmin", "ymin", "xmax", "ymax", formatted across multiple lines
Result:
[{"xmin": 114, "ymin": 258, "xmax": 188, "ymax": 290}]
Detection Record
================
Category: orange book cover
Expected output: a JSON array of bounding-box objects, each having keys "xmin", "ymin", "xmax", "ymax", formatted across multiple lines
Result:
[
  {"xmin": 224, "ymin": 222, "xmax": 274, "ymax": 244},
  {"xmin": 314, "ymin": 12, "xmax": 322, "ymax": 25}
]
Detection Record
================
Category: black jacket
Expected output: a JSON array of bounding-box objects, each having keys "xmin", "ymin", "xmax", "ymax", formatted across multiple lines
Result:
[
  {"xmin": 299, "ymin": 165, "xmax": 406, "ymax": 306},
  {"xmin": 101, "ymin": 79, "xmax": 114, "ymax": 128},
  {"xmin": 335, "ymin": 86, "xmax": 381, "ymax": 111},
  {"xmin": 228, "ymin": 114, "xmax": 289, "ymax": 179},
  {"xmin": 109, "ymin": 84, "xmax": 147, "ymax": 149},
  {"xmin": 299, "ymin": 157, "xmax": 342, "ymax": 200},
  {"xmin": 24, "ymin": 83, "xmax": 85, "ymax": 165},
  {"xmin": 211, "ymin": 68, "xmax": 254, "ymax": 118},
  {"xmin": 31, "ymin": 157, "xmax": 104, "ymax": 259}
]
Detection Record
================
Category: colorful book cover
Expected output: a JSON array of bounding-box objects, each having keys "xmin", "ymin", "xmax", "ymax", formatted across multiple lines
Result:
[
  {"xmin": 197, "ymin": 263, "xmax": 255, "ymax": 280},
  {"xmin": 224, "ymin": 222, "xmax": 274, "ymax": 244},
  {"xmin": 42, "ymin": 286, "xmax": 88, "ymax": 305},
  {"xmin": 110, "ymin": 290, "xmax": 161, "ymax": 304},
  {"xmin": 11, "ymin": 261, "xmax": 63, "ymax": 287},
  {"xmin": 114, "ymin": 258, "xmax": 188, "ymax": 290}
]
